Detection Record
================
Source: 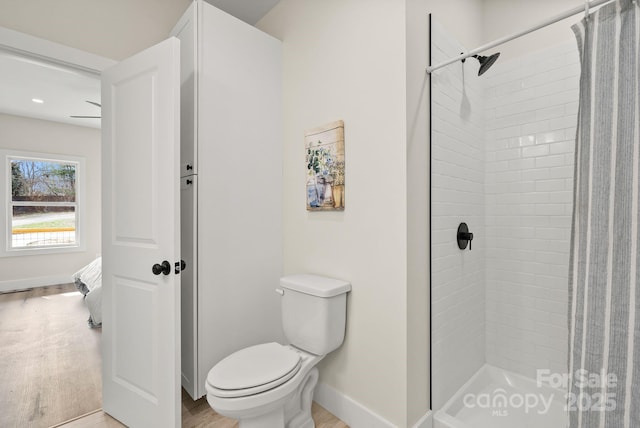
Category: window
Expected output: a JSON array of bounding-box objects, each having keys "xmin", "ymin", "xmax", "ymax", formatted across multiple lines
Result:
[{"xmin": 2, "ymin": 151, "xmax": 85, "ymax": 255}]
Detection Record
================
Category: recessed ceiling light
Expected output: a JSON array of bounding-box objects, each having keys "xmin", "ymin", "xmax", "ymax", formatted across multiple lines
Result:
[{"xmin": 32, "ymin": 98, "xmax": 44, "ymax": 104}]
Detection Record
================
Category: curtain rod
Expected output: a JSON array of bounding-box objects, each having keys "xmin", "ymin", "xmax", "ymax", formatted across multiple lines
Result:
[{"xmin": 426, "ymin": 0, "xmax": 614, "ymax": 74}]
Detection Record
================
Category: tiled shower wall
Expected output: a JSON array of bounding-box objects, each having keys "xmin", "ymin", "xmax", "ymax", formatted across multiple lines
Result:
[
  {"xmin": 431, "ymin": 20, "xmax": 486, "ymax": 409},
  {"xmin": 432, "ymin": 22, "xmax": 580, "ymax": 405},
  {"xmin": 483, "ymin": 42, "xmax": 580, "ymax": 378}
]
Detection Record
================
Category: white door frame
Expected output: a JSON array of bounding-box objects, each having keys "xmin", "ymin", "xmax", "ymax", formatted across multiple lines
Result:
[{"xmin": 0, "ymin": 26, "xmax": 115, "ymax": 75}]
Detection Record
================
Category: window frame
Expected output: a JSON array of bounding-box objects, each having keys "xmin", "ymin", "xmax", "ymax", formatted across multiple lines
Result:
[{"xmin": 1, "ymin": 150, "xmax": 86, "ymax": 257}]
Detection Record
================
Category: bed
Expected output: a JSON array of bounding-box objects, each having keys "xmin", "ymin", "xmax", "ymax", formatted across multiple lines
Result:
[{"xmin": 72, "ymin": 257, "xmax": 102, "ymax": 328}]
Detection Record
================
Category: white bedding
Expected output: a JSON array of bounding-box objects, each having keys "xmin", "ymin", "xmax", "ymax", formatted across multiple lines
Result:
[
  {"xmin": 72, "ymin": 257, "xmax": 102, "ymax": 327},
  {"xmin": 85, "ymin": 284, "xmax": 102, "ymax": 327},
  {"xmin": 72, "ymin": 257, "xmax": 102, "ymax": 294}
]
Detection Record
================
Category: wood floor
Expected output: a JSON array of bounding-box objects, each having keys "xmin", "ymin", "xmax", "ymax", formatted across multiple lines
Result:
[
  {"xmin": 0, "ymin": 284, "xmax": 102, "ymax": 428},
  {"xmin": 55, "ymin": 390, "xmax": 348, "ymax": 427},
  {"xmin": 1, "ymin": 284, "xmax": 348, "ymax": 428}
]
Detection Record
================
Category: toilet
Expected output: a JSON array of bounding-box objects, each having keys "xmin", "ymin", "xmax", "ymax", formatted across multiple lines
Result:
[{"xmin": 205, "ymin": 274, "xmax": 351, "ymax": 428}]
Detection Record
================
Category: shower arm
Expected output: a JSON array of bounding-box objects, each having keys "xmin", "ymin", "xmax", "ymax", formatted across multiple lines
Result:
[{"xmin": 426, "ymin": 0, "xmax": 614, "ymax": 74}]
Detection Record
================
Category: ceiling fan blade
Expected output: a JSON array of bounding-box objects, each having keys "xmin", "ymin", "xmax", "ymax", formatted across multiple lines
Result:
[
  {"xmin": 70, "ymin": 115, "xmax": 101, "ymax": 118},
  {"xmin": 85, "ymin": 100, "xmax": 101, "ymax": 108}
]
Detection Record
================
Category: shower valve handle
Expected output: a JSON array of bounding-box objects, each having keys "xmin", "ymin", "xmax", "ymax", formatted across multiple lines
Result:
[
  {"xmin": 457, "ymin": 223, "xmax": 474, "ymax": 250},
  {"xmin": 463, "ymin": 232, "xmax": 474, "ymax": 250}
]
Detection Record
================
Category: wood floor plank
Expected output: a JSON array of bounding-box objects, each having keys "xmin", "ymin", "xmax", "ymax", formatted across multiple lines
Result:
[
  {"xmin": 59, "ymin": 398, "xmax": 348, "ymax": 428},
  {"xmin": 0, "ymin": 284, "xmax": 102, "ymax": 428}
]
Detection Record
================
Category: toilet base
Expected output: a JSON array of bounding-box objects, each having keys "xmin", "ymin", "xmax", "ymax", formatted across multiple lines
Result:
[
  {"xmin": 233, "ymin": 367, "xmax": 319, "ymax": 428},
  {"xmin": 285, "ymin": 367, "xmax": 319, "ymax": 428},
  {"xmin": 239, "ymin": 408, "xmax": 285, "ymax": 428}
]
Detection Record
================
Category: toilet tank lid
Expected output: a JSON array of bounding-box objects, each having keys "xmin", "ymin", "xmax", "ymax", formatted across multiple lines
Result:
[{"xmin": 280, "ymin": 274, "xmax": 351, "ymax": 297}]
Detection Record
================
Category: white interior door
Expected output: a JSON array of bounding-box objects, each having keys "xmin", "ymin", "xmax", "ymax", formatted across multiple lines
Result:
[{"xmin": 101, "ymin": 37, "xmax": 181, "ymax": 428}]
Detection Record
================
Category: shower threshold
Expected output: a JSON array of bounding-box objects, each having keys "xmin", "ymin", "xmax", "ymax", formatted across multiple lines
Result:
[{"xmin": 434, "ymin": 365, "xmax": 568, "ymax": 428}]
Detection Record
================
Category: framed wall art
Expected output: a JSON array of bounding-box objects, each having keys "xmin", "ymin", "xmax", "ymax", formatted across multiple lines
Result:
[{"xmin": 305, "ymin": 120, "xmax": 345, "ymax": 211}]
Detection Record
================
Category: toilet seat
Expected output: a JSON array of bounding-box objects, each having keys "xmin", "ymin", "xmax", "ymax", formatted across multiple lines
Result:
[{"xmin": 207, "ymin": 342, "xmax": 302, "ymax": 398}]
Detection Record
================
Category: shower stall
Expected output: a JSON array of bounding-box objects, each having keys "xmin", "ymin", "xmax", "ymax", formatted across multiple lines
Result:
[
  {"xmin": 429, "ymin": 12, "xmax": 579, "ymax": 428},
  {"xmin": 429, "ymin": 0, "xmax": 640, "ymax": 426}
]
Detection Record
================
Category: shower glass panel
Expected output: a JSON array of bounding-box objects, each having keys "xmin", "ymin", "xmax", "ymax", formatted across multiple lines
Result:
[{"xmin": 430, "ymin": 16, "xmax": 578, "ymax": 427}]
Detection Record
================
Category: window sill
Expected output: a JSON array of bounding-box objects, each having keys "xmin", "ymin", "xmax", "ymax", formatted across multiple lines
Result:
[{"xmin": 1, "ymin": 244, "xmax": 86, "ymax": 258}]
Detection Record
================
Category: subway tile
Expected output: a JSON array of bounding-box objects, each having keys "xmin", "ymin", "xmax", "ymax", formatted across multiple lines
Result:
[
  {"xmin": 565, "ymin": 101, "xmax": 579, "ymax": 115},
  {"xmin": 536, "ymin": 251, "xmax": 569, "ymax": 266},
  {"xmin": 564, "ymin": 128, "xmax": 578, "ymax": 140},
  {"xmin": 549, "ymin": 141, "xmax": 575, "ymax": 154},
  {"xmin": 535, "ymin": 203, "xmax": 566, "ymax": 216},
  {"xmin": 433, "ymin": 33, "xmax": 576, "ymax": 379},
  {"xmin": 536, "ymin": 179, "xmax": 566, "ymax": 192},
  {"xmin": 508, "ymin": 158, "xmax": 536, "ymax": 171},
  {"xmin": 564, "ymin": 154, "xmax": 575, "ymax": 167},
  {"xmin": 549, "ymin": 115, "xmax": 578, "ymax": 131},
  {"xmin": 511, "ymin": 135, "xmax": 537, "ymax": 147},
  {"xmin": 495, "ymin": 79, "xmax": 526, "ymax": 96},
  {"xmin": 565, "ymin": 177, "xmax": 574, "ymax": 190},
  {"xmin": 508, "ymin": 181, "xmax": 536, "ymax": 193},
  {"xmin": 535, "ymin": 227, "xmax": 566, "ymax": 240},
  {"xmin": 493, "ymin": 125, "xmax": 524, "ymax": 140},
  {"xmin": 536, "ymin": 130, "xmax": 566, "ymax": 144},
  {"xmin": 488, "ymin": 111, "xmax": 537, "ymax": 130},
  {"xmin": 526, "ymin": 192, "xmax": 550, "ymax": 204},
  {"xmin": 535, "ymin": 154, "xmax": 566, "ymax": 168},
  {"xmin": 549, "ymin": 191, "xmax": 573, "ymax": 204},
  {"xmin": 522, "ymin": 145, "xmax": 550, "ymax": 158},
  {"xmin": 522, "ymin": 168, "xmax": 550, "ymax": 181},
  {"xmin": 536, "ymin": 105, "xmax": 566, "ymax": 121},
  {"xmin": 523, "ymin": 120, "xmax": 550, "ymax": 135},
  {"xmin": 547, "ymin": 216, "xmax": 572, "ymax": 228},
  {"xmin": 496, "ymin": 148, "xmax": 522, "ymax": 161}
]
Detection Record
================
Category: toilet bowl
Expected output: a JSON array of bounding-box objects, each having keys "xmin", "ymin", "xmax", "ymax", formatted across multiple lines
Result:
[
  {"xmin": 206, "ymin": 343, "xmax": 322, "ymax": 427},
  {"xmin": 205, "ymin": 274, "xmax": 351, "ymax": 428}
]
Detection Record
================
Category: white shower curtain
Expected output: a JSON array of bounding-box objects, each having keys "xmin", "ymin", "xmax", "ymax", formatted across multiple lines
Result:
[{"xmin": 570, "ymin": 0, "xmax": 640, "ymax": 427}]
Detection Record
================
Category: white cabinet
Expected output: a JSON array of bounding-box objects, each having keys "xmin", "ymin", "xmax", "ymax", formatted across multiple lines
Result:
[{"xmin": 172, "ymin": 1, "xmax": 284, "ymax": 400}]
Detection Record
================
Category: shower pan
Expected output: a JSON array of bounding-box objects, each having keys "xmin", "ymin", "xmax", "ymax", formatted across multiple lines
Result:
[{"xmin": 429, "ymin": 15, "xmax": 580, "ymax": 428}]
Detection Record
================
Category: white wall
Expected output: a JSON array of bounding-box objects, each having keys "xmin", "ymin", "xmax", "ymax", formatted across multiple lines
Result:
[
  {"xmin": 258, "ymin": 0, "xmax": 410, "ymax": 425},
  {"xmin": 0, "ymin": 113, "xmax": 101, "ymax": 290},
  {"xmin": 406, "ymin": 0, "xmax": 431, "ymax": 423},
  {"xmin": 427, "ymin": 0, "xmax": 484, "ymax": 51},
  {"xmin": 0, "ymin": 0, "xmax": 191, "ymax": 60},
  {"xmin": 483, "ymin": 42, "xmax": 579, "ymax": 378},
  {"xmin": 430, "ymin": 19, "xmax": 487, "ymax": 410},
  {"xmin": 482, "ymin": 0, "xmax": 587, "ymax": 62}
]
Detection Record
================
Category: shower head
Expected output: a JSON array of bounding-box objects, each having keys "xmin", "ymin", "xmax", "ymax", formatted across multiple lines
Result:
[{"xmin": 472, "ymin": 53, "xmax": 500, "ymax": 76}]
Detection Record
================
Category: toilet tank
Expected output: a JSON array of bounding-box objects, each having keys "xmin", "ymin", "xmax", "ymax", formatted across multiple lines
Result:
[{"xmin": 279, "ymin": 274, "xmax": 351, "ymax": 356}]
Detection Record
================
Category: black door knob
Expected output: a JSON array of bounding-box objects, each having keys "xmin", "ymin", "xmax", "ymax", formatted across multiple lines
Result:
[{"xmin": 152, "ymin": 260, "xmax": 171, "ymax": 275}]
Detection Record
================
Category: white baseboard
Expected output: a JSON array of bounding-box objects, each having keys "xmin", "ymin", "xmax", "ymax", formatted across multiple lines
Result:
[
  {"xmin": 412, "ymin": 410, "xmax": 433, "ymax": 428},
  {"xmin": 314, "ymin": 382, "xmax": 397, "ymax": 428},
  {"xmin": 0, "ymin": 275, "xmax": 72, "ymax": 293}
]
